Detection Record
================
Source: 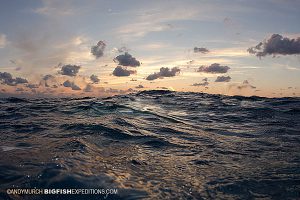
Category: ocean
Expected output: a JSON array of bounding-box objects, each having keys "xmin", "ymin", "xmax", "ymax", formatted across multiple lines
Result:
[{"xmin": 0, "ymin": 90, "xmax": 300, "ymax": 199}]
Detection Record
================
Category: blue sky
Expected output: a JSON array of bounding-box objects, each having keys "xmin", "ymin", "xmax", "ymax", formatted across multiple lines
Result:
[{"xmin": 0, "ymin": 0, "xmax": 300, "ymax": 97}]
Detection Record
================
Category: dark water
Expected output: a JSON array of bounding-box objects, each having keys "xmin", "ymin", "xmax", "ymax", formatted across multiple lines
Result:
[{"xmin": 0, "ymin": 90, "xmax": 300, "ymax": 200}]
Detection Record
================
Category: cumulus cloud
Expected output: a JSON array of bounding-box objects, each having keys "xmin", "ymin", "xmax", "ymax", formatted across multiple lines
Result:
[
  {"xmin": 146, "ymin": 67, "xmax": 180, "ymax": 81},
  {"xmin": 192, "ymin": 78, "xmax": 209, "ymax": 86},
  {"xmin": 237, "ymin": 80, "xmax": 256, "ymax": 89},
  {"xmin": 71, "ymin": 84, "xmax": 81, "ymax": 90},
  {"xmin": 91, "ymin": 40, "xmax": 106, "ymax": 59},
  {"xmin": 16, "ymin": 88, "xmax": 24, "ymax": 92},
  {"xmin": 187, "ymin": 60, "xmax": 195, "ymax": 65},
  {"xmin": 136, "ymin": 84, "xmax": 144, "ymax": 89},
  {"xmin": 113, "ymin": 66, "xmax": 136, "ymax": 77},
  {"xmin": 15, "ymin": 77, "xmax": 28, "ymax": 84},
  {"xmin": 43, "ymin": 74, "xmax": 55, "ymax": 81},
  {"xmin": 63, "ymin": 80, "xmax": 81, "ymax": 90},
  {"xmin": 114, "ymin": 52, "xmax": 140, "ymax": 67},
  {"xmin": 192, "ymin": 82, "xmax": 208, "ymax": 86},
  {"xmin": 117, "ymin": 46, "xmax": 130, "ymax": 53},
  {"xmin": 194, "ymin": 47, "xmax": 209, "ymax": 54},
  {"xmin": 60, "ymin": 64, "xmax": 80, "ymax": 76},
  {"xmin": 197, "ymin": 63, "xmax": 230, "ymax": 73},
  {"xmin": 41, "ymin": 74, "xmax": 56, "ymax": 88},
  {"xmin": 63, "ymin": 80, "xmax": 72, "ymax": 87},
  {"xmin": 83, "ymin": 84, "xmax": 93, "ymax": 92},
  {"xmin": 0, "ymin": 72, "xmax": 28, "ymax": 86},
  {"xmin": 26, "ymin": 84, "xmax": 39, "ymax": 89},
  {"xmin": 215, "ymin": 76, "xmax": 231, "ymax": 82},
  {"xmin": 248, "ymin": 34, "xmax": 300, "ymax": 58},
  {"xmin": 90, "ymin": 74, "xmax": 100, "ymax": 84}
]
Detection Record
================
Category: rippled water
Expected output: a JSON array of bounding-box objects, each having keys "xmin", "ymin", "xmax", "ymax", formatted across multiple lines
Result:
[{"xmin": 0, "ymin": 90, "xmax": 300, "ymax": 199}]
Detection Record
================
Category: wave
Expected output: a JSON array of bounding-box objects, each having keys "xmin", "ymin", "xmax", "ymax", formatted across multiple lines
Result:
[{"xmin": 0, "ymin": 91, "xmax": 299, "ymax": 199}]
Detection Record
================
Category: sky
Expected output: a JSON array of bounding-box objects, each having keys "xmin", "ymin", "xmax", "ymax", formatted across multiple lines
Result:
[{"xmin": 0, "ymin": 0, "xmax": 300, "ymax": 97}]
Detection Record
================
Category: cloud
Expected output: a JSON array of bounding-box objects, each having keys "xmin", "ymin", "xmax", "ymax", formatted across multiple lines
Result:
[
  {"xmin": 192, "ymin": 82, "xmax": 208, "ymax": 86},
  {"xmin": 117, "ymin": 46, "xmax": 130, "ymax": 53},
  {"xmin": 237, "ymin": 80, "xmax": 256, "ymax": 89},
  {"xmin": 112, "ymin": 66, "xmax": 136, "ymax": 77},
  {"xmin": 136, "ymin": 85, "xmax": 144, "ymax": 89},
  {"xmin": 0, "ymin": 72, "xmax": 28, "ymax": 86},
  {"xmin": 42, "ymin": 74, "xmax": 56, "ymax": 88},
  {"xmin": 215, "ymin": 76, "xmax": 231, "ymax": 82},
  {"xmin": 90, "ymin": 74, "xmax": 100, "ymax": 84},
  {"xmin": 91, "ymin": 41, "xmax": 106, "ymax": 59},
  {"xmin": 43, "ymin": 74, "xmax": 55, "ymax": 81},
  {"xmin": 146, "ymin": 67, "xmax": 180, "ymax": 81},
  {"xmin": 26, "ymin": 84, "xmax": 39, "ymax": 89},
  {"xmin": 34, "ymin": 0, "xmax": 74, "ymax": 16},
  {"xmin": 15, "ymin": 77, "xmax": 28, "ymax": 84},
  {"xmin": 197, "ymin": 63, "xmax": 230, "ymax": 73},
  {"xmin": 83, "ymin": 84, "xmax": 93, "ymax": 92},
  {"xmin": 60, "ymin": 64, "xmax": 80, "ymax": 76},
  {"xmin": 194, "ymin": 47, "xmax": 209, "ymax": 54},
  {"xmin": 192, "ymin": 78, "xmax": 209, "ymax": 86},
  {"xmin": 16, "ymin": 88, "xmax": 24, "ymax": 92},
  {"xmin": 114, "ymin": 52, "xmax": 141, "ymax": 67},
  {"xmin": 63, "ymin": 80, "xmax": 81, "ymax": 90},
  {"xmin": 63, "ymin": 80, "xmax": 72, "ymax": 87},
  {"xmin": 187, "ymin": 60, "xmax": 195, "ymax": 65},
  {"xmin": 248, "ymin": 34, "xmax": 300, "ymax": 57},
  {"xmin": 71, "ymin": 84, "xmax": 81, "ymax": 90},
  {"xmin": 0, "ymin": 34, "xmax": 7, "ymax": 48},
  {"xmin": 242, "ymin": 80, "xmax": 249, "ymax": 84}
]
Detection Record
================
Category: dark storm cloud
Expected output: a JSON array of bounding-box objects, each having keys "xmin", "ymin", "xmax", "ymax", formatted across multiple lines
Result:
[
  {"xmin": 91, "ymin": 40, "xmax": 106, "ymax": 59},
  {"xmin": 114, "ymin": 52, "xmax": 140, "ymax": 67},
  {"xmin": 248, "ymin": 34, "xmax": 300, "ymax": 57},
  {"xmin": 197, "ymin": 63, "xmax": 230, "ymax": 73},
  {"xmin": 215, "ymin": 76, "xmax": 231, "ymax": 82},
  {"xmin": 0, "ymin": 72, "xmax": 28, "ymax": 86},
  {"xmin": 194, "ymin": 47, "xmax": 209, "ymax": 54},
  {"xmin": 60, "ymin": 64, "xmax": 81, "ymax": 76},
  {"xmin": 113, "ymin": 66, "xmax": 136, "ymax": 77},
  {"xmin": 63, "ymin": 80, "xmax": 81, "ymax": 90},
  {"xmin": 146, "ymin": 67, "xmax": 180, "ymax": 81},
  {"xmin": 90, "ymin": 74, "xmax": 100, "ymax": 83}
]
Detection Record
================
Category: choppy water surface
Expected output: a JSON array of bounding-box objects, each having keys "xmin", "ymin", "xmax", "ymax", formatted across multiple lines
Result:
[{"xmin": 0, "ymin": 90, "xmax": 300, "ymax": 199}]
